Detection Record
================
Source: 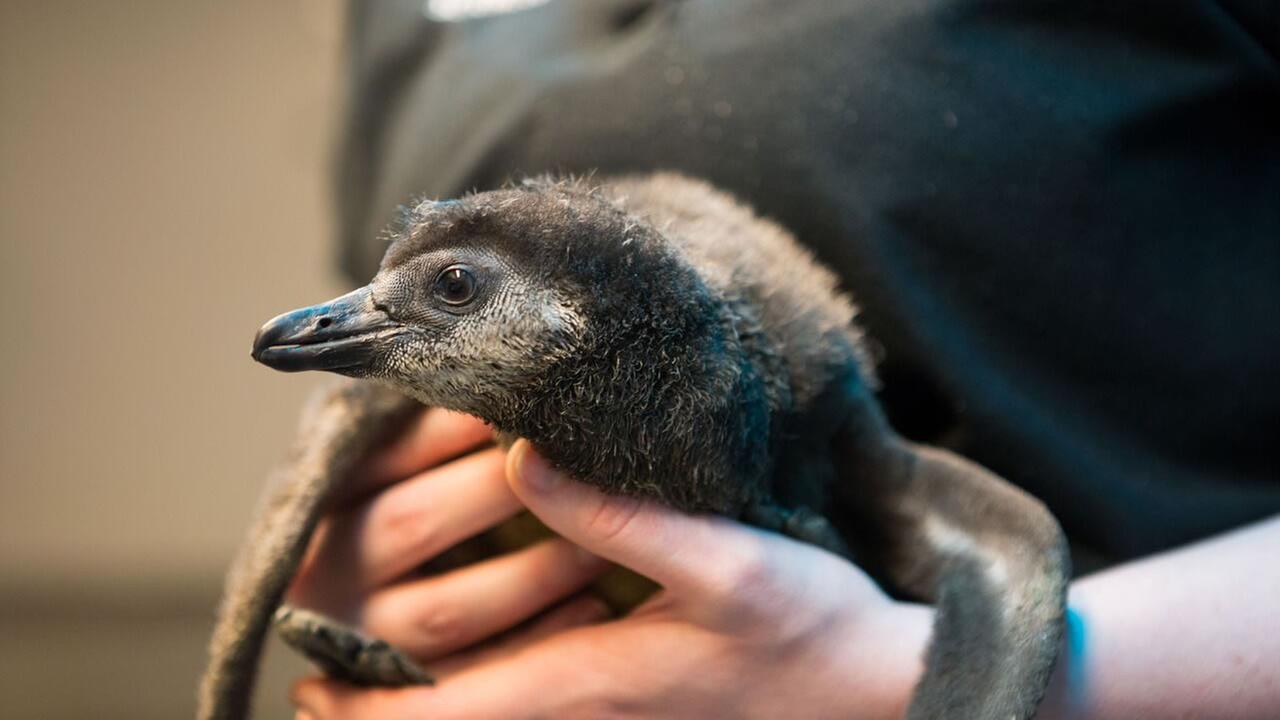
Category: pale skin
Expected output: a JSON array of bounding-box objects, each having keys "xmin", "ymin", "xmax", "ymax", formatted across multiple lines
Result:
[{"xmin": 287, "ymin": 409, "xmax": 1280, "ymax": 719}]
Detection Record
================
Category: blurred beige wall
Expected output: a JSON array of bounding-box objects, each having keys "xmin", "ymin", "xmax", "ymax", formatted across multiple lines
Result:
[{"xmin": 0, "ymin": 1, "xmax": 353, "ymax": 716}]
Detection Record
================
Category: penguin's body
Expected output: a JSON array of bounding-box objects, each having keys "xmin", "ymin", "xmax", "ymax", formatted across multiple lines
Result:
[{"xmin": 200, "ymin": 174, "xmax": 1068, "ymax": 720}]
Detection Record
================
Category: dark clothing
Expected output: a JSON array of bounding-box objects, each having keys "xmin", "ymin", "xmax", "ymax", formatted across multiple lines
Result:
[{"xmin": 334, "ymin": 0, "xmax": 1280, "ymax": 566}]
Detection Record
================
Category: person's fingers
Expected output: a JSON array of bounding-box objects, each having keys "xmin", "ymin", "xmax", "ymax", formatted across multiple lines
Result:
[
  {"xmin": 360, "ymin": 538, "xmax": 609, "ymax": 661},
  {"xmin": 291, "ymin": 679, "xmax": 407, "ymax": 720},
  {"xmin": 506, "ymin": 440, "xmax": 778, "ymax": 604},
  {"xmin": 290, "ymin": 447, "xmax": 522, "ymax": 608},
  {"xmin": 347, "ymin": 407, "xmax": 494, "ymax": 498},
  {"xmin": 291, "ymin": 624, "xmax": 630, "ymax": 720},
  {"xmin": 429, "ymin": 593, "xmax": 611, "ymax": 678}
]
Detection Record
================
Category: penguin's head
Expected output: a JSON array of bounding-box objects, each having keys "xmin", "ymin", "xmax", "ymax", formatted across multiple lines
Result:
[{"xmin": 252, "ymin": 179, "xmax": 715, "ymax": 420}]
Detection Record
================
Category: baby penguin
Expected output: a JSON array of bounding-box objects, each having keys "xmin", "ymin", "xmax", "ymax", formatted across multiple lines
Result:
[{"xmin": 199, "ymin": 174, "xmax": 1068, "ymax": 720}]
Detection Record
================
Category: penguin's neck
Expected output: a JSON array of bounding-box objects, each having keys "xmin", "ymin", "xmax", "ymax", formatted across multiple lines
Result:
[{"xmin": 491, "ymin": 293, "xmax": 779, "ymax": 514}]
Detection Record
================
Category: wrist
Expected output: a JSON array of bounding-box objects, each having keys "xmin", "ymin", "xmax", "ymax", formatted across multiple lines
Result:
[{"xmin": 840, "ymin": 599, "xmax": 932, "ymax": 720}]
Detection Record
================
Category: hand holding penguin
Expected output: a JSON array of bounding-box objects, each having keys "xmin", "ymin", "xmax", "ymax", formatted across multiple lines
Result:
[
  {"xmin": 201, "ymin": 174, "xmax": 1067, "ymax": 720},
  {"xmin": 289, "ymin": 416, "xmax": 932, "ymax": 720}
]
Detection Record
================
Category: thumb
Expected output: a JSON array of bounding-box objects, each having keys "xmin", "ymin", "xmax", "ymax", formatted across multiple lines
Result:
[{"xmin": 505, "ymin": 440, "xmax": 755, "ymax": 599}]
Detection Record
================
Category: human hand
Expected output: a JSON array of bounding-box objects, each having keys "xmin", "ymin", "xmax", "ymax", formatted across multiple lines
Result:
[
  {"xmin": 290, "ymin": 431, "xmax": 933, "ymax": 719},
  {"xmin": 285, "ymin": 409, "xmax": 614, "ymax": 667}
]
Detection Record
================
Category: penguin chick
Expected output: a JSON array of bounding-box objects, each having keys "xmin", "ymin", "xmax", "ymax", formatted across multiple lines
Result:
[
  {"xmin": 257, "ymin": 175, "xmax": 877, "ymax": 518},
  {"xmin": 200, "ymin": 173, "xmax": 1068, "ymax": 720}
]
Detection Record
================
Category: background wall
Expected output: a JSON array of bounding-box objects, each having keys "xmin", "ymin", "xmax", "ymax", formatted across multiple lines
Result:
[{"xmin": 0, "ymin": 1, "xmax": 349, "ymax": 716}]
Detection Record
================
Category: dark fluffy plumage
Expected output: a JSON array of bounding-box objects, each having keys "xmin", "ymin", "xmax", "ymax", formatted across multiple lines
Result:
[
  {"xmin": 380, "ymin": 174, "xmax": 871, "ymax": 516},
  {"xmin": 201, "ymin": 173, "xmax": 1068, "ymax": 720}
]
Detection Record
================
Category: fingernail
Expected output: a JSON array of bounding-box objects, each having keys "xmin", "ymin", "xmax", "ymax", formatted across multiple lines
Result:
[
  {"xmin": 517, "ymin": 443, "xmax": 562, "ymax": 493},
  {"xmin": 291, "ymin": 698, "xmax": 316, "ymax": 720}
]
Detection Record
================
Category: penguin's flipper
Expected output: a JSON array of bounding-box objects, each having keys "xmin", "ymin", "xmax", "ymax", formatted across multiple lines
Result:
[
  {"xmin": 198, "ymin": 382, "xmax": 423, "ymax": 720},
  {"xmin": 833, "ymin": 400, "xmax": 1069, "ymax": 720}
]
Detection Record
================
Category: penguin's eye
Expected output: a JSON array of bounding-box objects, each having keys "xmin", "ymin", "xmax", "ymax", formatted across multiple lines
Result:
[{"xmin": 434, "ymin": 265, "xmax": 478, "ymax": 306}]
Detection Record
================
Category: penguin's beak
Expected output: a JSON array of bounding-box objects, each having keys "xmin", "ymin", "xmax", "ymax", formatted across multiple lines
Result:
[{"xmin": 251, "ymin": 286, "xmax": 404, "ymax": 374}]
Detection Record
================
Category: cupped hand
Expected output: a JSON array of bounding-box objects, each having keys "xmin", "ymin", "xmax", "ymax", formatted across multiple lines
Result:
[
  {"xmin": 286, "ymin": 408, "xmax": 611, "ymax": 664},
  {"xmin": 289, "ymin": 413, "xmax": 931, "ymax": 720}
]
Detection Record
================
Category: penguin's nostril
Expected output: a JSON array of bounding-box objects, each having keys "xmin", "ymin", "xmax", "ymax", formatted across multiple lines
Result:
[{"xmin": 317, "ymin": 317, "xmax": 332, "ymax": 329}]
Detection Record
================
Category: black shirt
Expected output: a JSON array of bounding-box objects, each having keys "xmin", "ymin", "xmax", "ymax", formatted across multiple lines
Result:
[{"xmin": 333, "ymin": 0, "xmax": 1280, "ymax": 566}]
